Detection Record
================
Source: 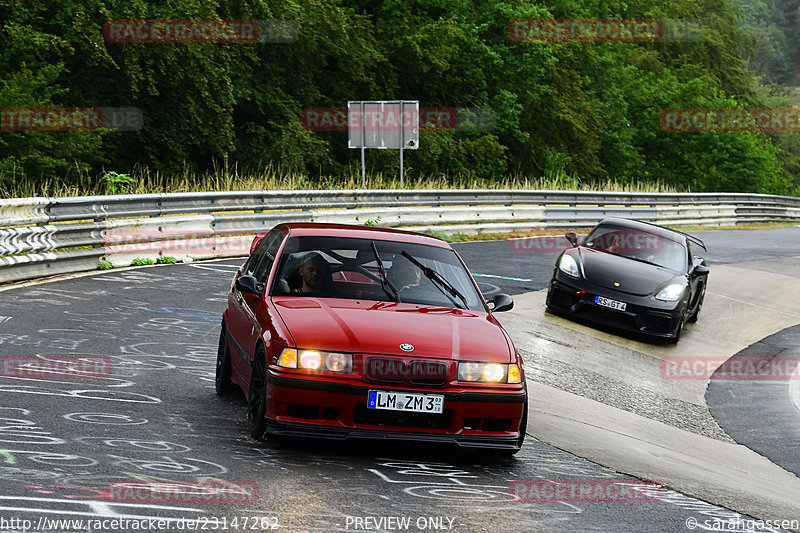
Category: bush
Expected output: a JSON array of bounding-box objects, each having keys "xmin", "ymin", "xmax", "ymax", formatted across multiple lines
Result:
[
  {"xmin": 130, "ymin": 257, "xmax": 155, "ymax": 266},
  {"xmin": 156, "ymin": 256, "xmax": 177, "ymax": 264},
  {"xmin": 97, "ymin": 259, "xmax": 114, "ymax": 270}
]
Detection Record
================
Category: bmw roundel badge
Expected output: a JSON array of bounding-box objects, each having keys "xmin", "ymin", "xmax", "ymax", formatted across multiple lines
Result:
[{"xmin": 399, "ymin": 343, "xmax": 414, "ymax": 352}]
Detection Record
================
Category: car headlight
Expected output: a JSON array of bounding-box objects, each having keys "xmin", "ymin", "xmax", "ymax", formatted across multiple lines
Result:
[
  {"xmin": 458, "ymin": 362, "xmax": 522, "ymax": 384},
  {"xmin": 655, "ymin": 283, "xmax": 685, "ymax": 302},
  {"xmin": 277, "ymin": 348, "xmax": 352, "ymax": 373},
  {"xmin": 558, "ymin": 254, "xmax": 580, "ymax": 278}
]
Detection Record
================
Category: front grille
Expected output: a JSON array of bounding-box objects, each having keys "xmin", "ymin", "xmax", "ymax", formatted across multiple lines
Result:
[
  {"xmin": 461, "ymin": 416, "xmax": 511, "ymax": 432},
  {"xmin": 550, "ymin": 287, "xmax": 577, "ymax": 308},
  {"xmin": 408, "ymin": 361, "xmax": 448, "ymax": 386},
  {"xmin": 287, "ymin": 404, "xmax": 321, "ymax": 419},
  {"xmin": 365, "ymin": 357, "xmax": 407, "ymax": 383},
  {"xmin": 481, "ymin": 418, "xmax": 511, "ymax": 431},
  {"xmin": 365, "ymin": 357, "xmax": 450, "ymax": 386},
  {"xmin": 353, "ymin": 404, "xmax": 452, "ymax": 430},
  {"xmin": 644, "ymin": 313, "xmax": 672, "ymax": 333},
  {"xmin": 581, "ymin": 305, "xmax": 638, "ymax": 329}
]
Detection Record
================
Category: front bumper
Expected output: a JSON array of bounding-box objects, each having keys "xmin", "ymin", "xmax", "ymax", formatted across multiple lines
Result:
[
  {"xmin": 546, "ymin": 276, "xmax": 684, "ymax": 339},
  {"xmin": 263, "ymin": 372, "xmax": 526, "ymax": 450}
]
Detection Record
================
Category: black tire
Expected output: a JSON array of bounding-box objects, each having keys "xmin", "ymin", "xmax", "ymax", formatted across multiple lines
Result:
[
  {"xmin": 687, "ymin": 285, "xmax": 705, "ymax": 324},
  {"xmin": 215, "ymin": 325, "xmax": 233, "ymax": 396},
  {"xmin": 247, "ymin": 346, "xmax": 268, "ymax": 440}
]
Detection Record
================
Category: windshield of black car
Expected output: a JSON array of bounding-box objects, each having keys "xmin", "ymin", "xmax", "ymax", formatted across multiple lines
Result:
[
  {"xmin": 583, "ymin": 225, "xmax": 687, "ymax": 272},
  {"xmin": 269, "ymin": 235, "xmax": 485, "ymax": 311}
]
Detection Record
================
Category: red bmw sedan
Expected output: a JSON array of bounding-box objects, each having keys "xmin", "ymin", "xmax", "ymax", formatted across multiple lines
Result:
[{"xmin": 216, "ymin": 223, "xmax": 527, "ymax": 453}]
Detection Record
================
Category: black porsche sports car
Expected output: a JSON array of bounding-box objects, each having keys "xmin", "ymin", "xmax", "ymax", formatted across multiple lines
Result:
[{"xmin": 545, "ymin": 218, "xmax": 709, "ymax": 343}]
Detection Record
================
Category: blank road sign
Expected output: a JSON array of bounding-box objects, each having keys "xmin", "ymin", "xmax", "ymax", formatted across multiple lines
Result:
[{"xmin": 348, "ymin": 101, "xmax": 419, "ymax": 149}]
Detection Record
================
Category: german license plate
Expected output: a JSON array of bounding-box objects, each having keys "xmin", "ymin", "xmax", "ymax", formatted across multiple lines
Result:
[
  {"xmin": 367, "ymin": 390, "xmax": 444, "ymax": 413},
  {"xmin": 595, "ymin": 295, "xmax": 627, "ymax": 312}
]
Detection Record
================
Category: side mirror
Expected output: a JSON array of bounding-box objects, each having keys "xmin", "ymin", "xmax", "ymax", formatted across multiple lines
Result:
[
  {"xmin": 490, "ymin": 293, "xmax": 514, "ymax": 313},
  {"xmin": 235, "ymin": 275, "xmax": 262, "ymax": 296},
  {"xmin": 692, "ymin": 264, "xmax": 709, "ymax": 276},
  {"xmin": 565, "ymin": 231, "xmax": 578, "ymax": 247}
]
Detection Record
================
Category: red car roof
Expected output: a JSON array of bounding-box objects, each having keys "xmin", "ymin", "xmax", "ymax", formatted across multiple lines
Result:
[{"xmin": 278, "ymin": 223, "xmax": 451, "ymax": 248}]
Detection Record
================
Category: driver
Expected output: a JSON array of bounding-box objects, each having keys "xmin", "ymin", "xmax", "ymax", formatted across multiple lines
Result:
[
  {"xmin": 297, "ymin": 252, "xmax": 332, "ymax": 293},
  {"xmin": 387, "ymin": 258, "xmax": 422, "ymax": 292}
]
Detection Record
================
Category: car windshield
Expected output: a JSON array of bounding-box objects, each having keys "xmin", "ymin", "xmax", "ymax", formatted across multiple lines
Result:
[
  {"xmin": 270, "ymin": 235, "xmax": 486, "ymax": 311},
  {"xmin": 583, "ymin": 224, "xmax": 686, "ymax": 272}
]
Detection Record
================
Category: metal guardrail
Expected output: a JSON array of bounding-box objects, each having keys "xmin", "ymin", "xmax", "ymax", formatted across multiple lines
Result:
[{"xmin": 1, "ymin": 190, "xmax": 799, "ymax": 284}]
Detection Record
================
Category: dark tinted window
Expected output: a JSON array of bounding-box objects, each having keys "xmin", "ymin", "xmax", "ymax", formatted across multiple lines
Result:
[{"xmin": 246, "ymin": 230, "xmax": 283, "ymax": 282}]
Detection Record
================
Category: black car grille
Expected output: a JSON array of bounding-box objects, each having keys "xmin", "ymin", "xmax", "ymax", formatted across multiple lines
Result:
[
  {"xmin": 549, "ymin": 287, "xmax": 577, "ymax": 308},
  {"xmin": 644, "ymin": 313, "xmax": 673, "ymax": 333},
  {"xmin": 580, "ymin": 305, "xmax": 639, "ymax": 329},
  {"xmin": 365, "ymin": 357, "xmax": 449, "ymax": 387}
]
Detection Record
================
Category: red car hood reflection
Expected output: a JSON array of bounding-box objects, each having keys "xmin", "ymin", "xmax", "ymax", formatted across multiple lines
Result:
[{"xmin": 273, "ymin": 297, "xmax": 512, "ymax": 362}]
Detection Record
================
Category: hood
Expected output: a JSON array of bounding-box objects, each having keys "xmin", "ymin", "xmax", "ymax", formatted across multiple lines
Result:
[
  {"xmin": 576, "ymin": 248, "xmax": 681, "ymax": 296},
  {"xmin": 272, "ymin": 297, "xmax": 512, "ymax": 362}
]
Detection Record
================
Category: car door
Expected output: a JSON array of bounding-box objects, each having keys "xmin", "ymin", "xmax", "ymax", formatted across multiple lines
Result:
[{"xmin": 229, "ymin": 230, "xmax": 283, "ymax": 383}]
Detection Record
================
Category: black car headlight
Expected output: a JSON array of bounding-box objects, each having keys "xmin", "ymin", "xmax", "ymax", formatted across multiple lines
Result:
[
  {"xmin": 558, "ymin": 255, "xmax": 580, "ymax": 278},
  {"xmin": 458, "ymin": 362, "xmax": 521, "ymax": 384},
  {"xmin": 654, "ymin": 283, "xmax": 684, "ymax": 302},
  {"xmin": 277, "ymin": 348, "xmax": 352, "ymax": 373}
]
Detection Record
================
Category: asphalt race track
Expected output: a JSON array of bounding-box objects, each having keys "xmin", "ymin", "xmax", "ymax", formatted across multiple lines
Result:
[{"xmin": 0, "ymin": 226, "xmax": 798, "ymax": 532}]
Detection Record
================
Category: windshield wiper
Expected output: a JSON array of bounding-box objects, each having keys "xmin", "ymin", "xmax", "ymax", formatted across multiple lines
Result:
[
  {"xmin": 620, "ymin": 254, "xmax": 666, "ymax": 269},
  {"xmin": 400, "ymin": 251, "xmax": 468, "ymax": 310},
  {"xmin": 371, "ymin": 241, "xmax": 400, "ymax": 303}
]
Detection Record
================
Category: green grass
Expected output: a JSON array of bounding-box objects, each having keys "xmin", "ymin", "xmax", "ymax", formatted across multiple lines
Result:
[{"xmin": 3, "ymin": 164, "xmax": 688, "ymax": 198}]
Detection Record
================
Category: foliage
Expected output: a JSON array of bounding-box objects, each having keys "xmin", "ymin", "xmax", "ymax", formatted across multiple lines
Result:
[
  {"xmin": 0, "ymin": 0, "xmax": 797, "ymax": 197},
  {"xmin": 102, "ymin": 171, "xmax": 135, "ymax": 194},
  {"xmin": 97, "ymin": 259, "xmax": 114, "ymax": 270},
  {"xmin": 130, "ymin": 257, "xmax": 155, "ymax": 266},
  {"xmin": 155, "ymin": 255, "xmax": 177, "ymax": 264}
]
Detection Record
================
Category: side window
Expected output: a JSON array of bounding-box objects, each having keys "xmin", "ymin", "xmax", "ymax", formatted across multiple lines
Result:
[
  {"xmin": 686, "ymin": 242, "xmax": 694, "ymax": 269},
  {"xmin": 245, "ymin": 230, "xmax": 282, "ymax": 279},
  {"xmin": 252, "ymin": 231, "xmax": 284, "ymax": 283}
]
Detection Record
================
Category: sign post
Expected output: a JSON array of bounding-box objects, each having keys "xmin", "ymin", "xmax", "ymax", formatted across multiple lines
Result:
[{"xmin": 348, "ymin": 100, "xmax": 419, "ymax": 188}]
